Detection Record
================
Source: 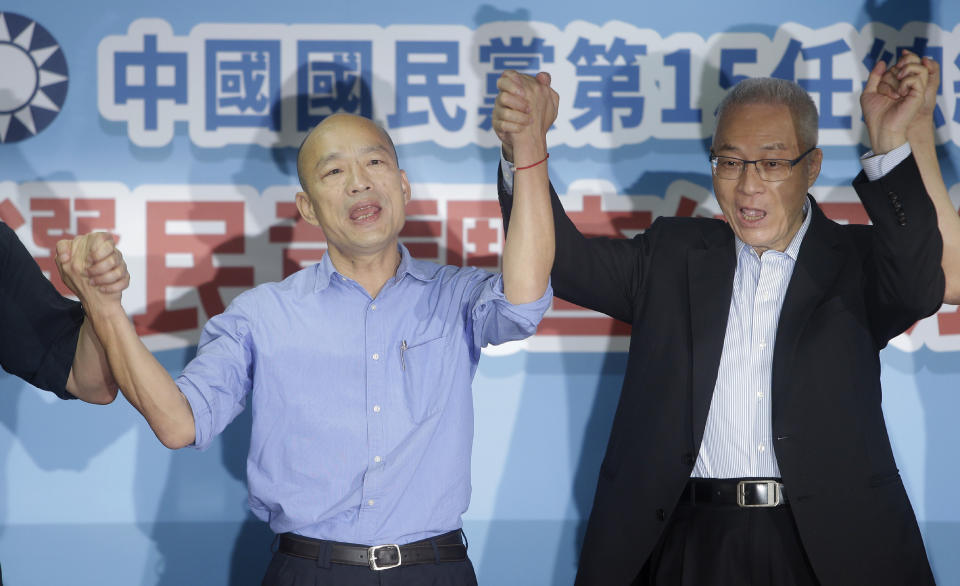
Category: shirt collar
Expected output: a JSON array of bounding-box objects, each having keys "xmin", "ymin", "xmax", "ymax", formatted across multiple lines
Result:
[
  {"xmin": 313, "ymin": 242, "xmax": 435, "ymax": 292},
  {"xmin": 783, "ymin": 197, "xmax": 813, "ymax": 260},
  {"xmin": 734, "ymin": 197, "xmax": 812, "ymax": 262},
  {"xmin": 395, "ymin": 243, "xmax": 438, "ymax": 283}
]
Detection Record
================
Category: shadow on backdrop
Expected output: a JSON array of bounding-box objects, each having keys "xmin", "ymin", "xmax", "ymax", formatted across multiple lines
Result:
[
  {"xmin": 862, "ymin": 1, "xmax": 960, "ymax": 583},
  {"xmin": 0, "ymin": 144, "xmax": 135, "ymax": 536}
]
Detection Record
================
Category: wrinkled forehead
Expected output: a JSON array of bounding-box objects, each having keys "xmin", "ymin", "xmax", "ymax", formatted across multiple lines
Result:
[
  {"xmin": 298, "ymin": 115, "xmax": 395, "ymax": 174},
  {"xmin": 712, "ymin": 102, "xmax": 800, "ymax": 151}
]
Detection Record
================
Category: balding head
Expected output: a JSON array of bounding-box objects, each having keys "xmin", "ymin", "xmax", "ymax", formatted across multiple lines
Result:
[
  {"xmin": 293, "ymin": 113, "xmax": 411, "ymax": 269},
  {"xmin": 297, "ymin": 114, "xmax": 399, "ymax": 192}
]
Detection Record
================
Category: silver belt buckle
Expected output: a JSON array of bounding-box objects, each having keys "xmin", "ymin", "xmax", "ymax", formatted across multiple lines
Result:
[
  {"xmin": 737, "ymin": 480, "xmax": 781, "ymax": 508},
  {"xmin": 367, "ymin": 544, "xmax": 402, "ymax": 570}
]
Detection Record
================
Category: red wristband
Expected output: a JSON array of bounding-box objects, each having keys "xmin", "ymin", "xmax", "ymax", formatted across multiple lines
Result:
[{"xmin": 515, "ymin": 153, "xmax": 549, "ymax": 171}]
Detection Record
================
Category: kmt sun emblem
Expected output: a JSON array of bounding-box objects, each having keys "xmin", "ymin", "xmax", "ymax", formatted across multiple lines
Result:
[{"xmin": 0, "ymin": 12, "xmax": 68, "ymax": 143}]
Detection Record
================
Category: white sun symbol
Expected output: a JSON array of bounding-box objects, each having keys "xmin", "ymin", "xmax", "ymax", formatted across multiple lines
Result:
[{"xmin": 0, "ymin": 12, "xmax": 69, "ymax": 143}]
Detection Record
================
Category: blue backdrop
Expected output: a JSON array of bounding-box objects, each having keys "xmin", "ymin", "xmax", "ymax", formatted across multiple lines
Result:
[{"xmin": 1, "ymin": 1, "xmax": 959, "ymax": 584}]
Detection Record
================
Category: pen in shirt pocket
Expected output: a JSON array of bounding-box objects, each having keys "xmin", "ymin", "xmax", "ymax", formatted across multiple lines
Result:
[{"xmin": 400, "ymin": 339, "xmax": 407, "ymax": 371}]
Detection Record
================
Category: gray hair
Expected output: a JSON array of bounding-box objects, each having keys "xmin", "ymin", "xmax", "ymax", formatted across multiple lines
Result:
[{"xmin": 715, "ymin": 78, "xmax": 819, "ymax": 150}]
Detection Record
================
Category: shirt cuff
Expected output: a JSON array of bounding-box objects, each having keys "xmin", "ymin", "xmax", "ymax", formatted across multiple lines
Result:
[
  {"xmin": 176, "ymin": 377, "xmax": 210, "ymax": 450},
  {"xmin": 489, "ymin": 273, "xmax": 553, "ymax": 308},
  {"xmin": 484, "ymin": 271, "xmax": 552, "ymax": 319},
  {"xmin": 500, "ymin": 154, "xmax": 516, "ymax": 195},
  {"xmin": 860, "ymin": 142, "xmax": 912, "ymax": 181}
]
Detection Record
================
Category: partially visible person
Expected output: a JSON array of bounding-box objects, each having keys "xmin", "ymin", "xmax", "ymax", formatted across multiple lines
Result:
[
  {"xmin": 1, "ymin": 223, "xmax": 125, "ymax": 403},
  {"xmin": 889, "ymin": 54, "xmax": 960, "ymax": 303},
  {"xmin": 55, "ymin": 105, "xmax": 557, "ymax": 585},
  {"xmin": 1, "ymin": 224, "xmax": 127, "ymax": 585}
]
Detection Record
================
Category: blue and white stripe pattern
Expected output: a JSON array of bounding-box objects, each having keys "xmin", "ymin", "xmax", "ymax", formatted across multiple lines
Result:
[
  {"xmin": 691, "ymin": 144, "xmax": 911, "ymax": 479},
  {"xmin": 692, "ymin": 201, "xmax": 811, "ymax": 479}
]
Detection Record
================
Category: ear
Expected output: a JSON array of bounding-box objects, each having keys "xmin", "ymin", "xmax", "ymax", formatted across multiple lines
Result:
[
  {"xmin": 295, "ymin": 191, "xmax": 321, "ymax": 227},
  {"xmin": 399, "ymin": 169, "xmax": 411, "ymax": 205},
  {"xmin": 806, "ymin": 148, "xmax": 823, "ymax": 189}
]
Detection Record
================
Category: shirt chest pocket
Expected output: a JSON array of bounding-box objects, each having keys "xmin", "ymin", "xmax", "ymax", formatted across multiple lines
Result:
[{"xmin": 399, "ymin": 333, "xmax": 450, "ymax": 424}]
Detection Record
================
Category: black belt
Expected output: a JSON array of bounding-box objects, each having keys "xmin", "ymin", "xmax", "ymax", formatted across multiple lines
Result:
[
  {"xmin": 682, "ymin": 478, "xmax": 788, "ymax": 508},
  {"xmin": 277, "ymin": 529, "xmax": 467, "ymax": 571}
]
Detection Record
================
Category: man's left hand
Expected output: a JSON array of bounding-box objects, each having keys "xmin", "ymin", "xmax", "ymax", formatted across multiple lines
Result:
[
  {"xmin": 861, "ymin": 50, "xmax": 929, "ymax": 154},
  {"xmin": 56, "ymin": 232, "xmax": 129, "ymax": 304}
]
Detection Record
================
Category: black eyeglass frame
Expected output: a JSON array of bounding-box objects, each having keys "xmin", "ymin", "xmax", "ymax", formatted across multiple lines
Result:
[{"xmin": 708, "ymin": 145, "xmax": 817, "ymax": 182}]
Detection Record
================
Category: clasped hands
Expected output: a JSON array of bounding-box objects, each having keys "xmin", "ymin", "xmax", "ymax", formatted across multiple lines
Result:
[
  {"xmin": 862, "ymin": 49, "xmax": 939, "ymax": 153},
  {"xmin": 492, "ymin": 70, "xmax": 559, "ymax": 165},
  {"xmin": 55, "ymin": 232, "xmax": 129, "ymax": 308}
]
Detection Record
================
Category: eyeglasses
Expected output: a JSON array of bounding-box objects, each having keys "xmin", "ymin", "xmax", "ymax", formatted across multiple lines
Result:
[{"xmin": 709, "ymin": 146, "xmax": 817, "ymax": 182}]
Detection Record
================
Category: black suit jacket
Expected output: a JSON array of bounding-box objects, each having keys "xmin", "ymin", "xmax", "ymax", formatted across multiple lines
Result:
[{"xmin": 498, "ymin": 156, "xmax": 944, "ymax": 585}]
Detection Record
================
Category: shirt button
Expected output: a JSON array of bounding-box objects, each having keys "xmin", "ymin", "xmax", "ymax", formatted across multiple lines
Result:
[
  {"xmin": 374, "ymin": 456, "xmax": 382, "ymax": 463},
  {"xmin": 372, "ymin": 353, "xmax": 380, "ymax": 360},
  {"xmin": 371, "ymin": 304, "xmax": 377, "ymax": 310},
  {"xmin": 368, "ymin": 499, "xmax": 375, "ymax": 506},
  {"xmin": 373, "ymin": 405, "xmax": 381, "ymax": 413},
  {"xmin": 758, "ymin": 444, "xmax": 766, "ymax": 452},
  {"xmin": 757, "ymin": 391, "xmax": 764, "ymax": 399},
  {"xmin": 758, "ymin": 341, "xmax": 767, "ymax": 350}
]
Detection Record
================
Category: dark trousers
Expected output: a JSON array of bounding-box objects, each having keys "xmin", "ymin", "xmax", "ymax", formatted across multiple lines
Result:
[
  {"xmin": 635, "ymin": 500, "xmax": 821, "ymax": 586},
  {"xmin": 261, "ymin": 534, "xmax": 478, "ymax": 586}
]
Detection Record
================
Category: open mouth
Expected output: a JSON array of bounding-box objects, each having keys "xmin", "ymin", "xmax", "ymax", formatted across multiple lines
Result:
[
  {"xmin": 350, "ymin": 203, "xmax": 381, "ymax": 223},
  {"xmin": 740, "ymin": 207, "xmax": 766, "ymax": 222}
]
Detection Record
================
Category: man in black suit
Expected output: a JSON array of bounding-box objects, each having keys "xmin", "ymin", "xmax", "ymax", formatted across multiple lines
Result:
[{"xmin": 493, "ymin": 52, "xmax": 953, "ymax": 585}]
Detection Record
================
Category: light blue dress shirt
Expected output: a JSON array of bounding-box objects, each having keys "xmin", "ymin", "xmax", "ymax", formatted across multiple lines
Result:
[{"xmin": 177, "ymin": 243, "xmax": 552, "ymax": 545}]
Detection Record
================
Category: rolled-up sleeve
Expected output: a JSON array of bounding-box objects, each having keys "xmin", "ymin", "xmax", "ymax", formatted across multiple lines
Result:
[
  {"xmin": 471, "ymin": 274, "xmax": 552, "ymax": 348},
  {"xmin": 176, "ymin": 303, "xmax": 254, "ymax": 451}
]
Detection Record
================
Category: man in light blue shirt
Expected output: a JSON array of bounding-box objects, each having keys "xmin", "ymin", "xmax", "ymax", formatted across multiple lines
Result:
[{"xmin": 55, "ymin": 100, "xmax": 560, "ymax": 585}]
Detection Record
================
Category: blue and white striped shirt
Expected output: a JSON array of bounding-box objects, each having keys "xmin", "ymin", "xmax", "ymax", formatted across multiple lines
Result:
[
  {"xmin": 691, "ymin": 202, "xmax": 811, "ymax": 478},
  {"xmin": 691, "ymin": 144, "xmax": 911, "ymax": 478}
]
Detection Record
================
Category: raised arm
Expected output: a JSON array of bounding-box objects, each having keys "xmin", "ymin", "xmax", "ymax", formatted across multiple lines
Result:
[
  {"xmin": 858, "ymin": 54, "xmax": 945, "ymax": 331},
  {"xmin": 866, "ymin": 51, "xmax": 959, "ymax": 305},
  {"xmin": 63, "ymin": 233, "xmax": 126, "ymax": 404},
  {"xmin": 493, "ymin": 71, "xmax": 646, "ymax": 323},
  {"xmin": 495, "ymin": 70, "xmax": 557, "ymax": 304},
  {"xmin": 896, "ymin": 54, "xmax": 960, "ymax": 304},
  {"xmin": 57, "ymin": 234, "xmax": 196, "ymax": 448}
]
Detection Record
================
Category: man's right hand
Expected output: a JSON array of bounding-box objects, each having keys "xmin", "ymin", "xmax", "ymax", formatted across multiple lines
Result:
[
  {"xmin": 55, "ymin": 232, "xmax": 127, "ymax": 315},
  {"xmin": 493, "ymin": 70, "xmax": 558, "ymax": 164}
]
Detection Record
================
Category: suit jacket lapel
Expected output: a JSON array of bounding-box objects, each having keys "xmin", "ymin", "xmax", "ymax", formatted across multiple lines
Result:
[
  {"xmin": 772, "ymin": 199, "xmax": 843, "ymax": 424},
  {"xmin": 688, "ymin": 225, "xmax": 736, "ymax": 450}
]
